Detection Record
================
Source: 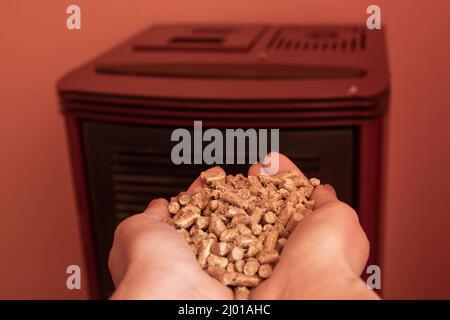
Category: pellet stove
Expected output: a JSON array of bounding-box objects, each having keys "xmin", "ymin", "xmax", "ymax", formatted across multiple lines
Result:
[{"xmin": 58, "ymin": 24, "xmax": 389, "ymax": 299}]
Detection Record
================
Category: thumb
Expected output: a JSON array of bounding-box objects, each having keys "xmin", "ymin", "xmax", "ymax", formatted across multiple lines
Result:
[
  {"xmin": 114, "ymin": 198, "xmax": 170, "ymax": 241},
  {"xmin": 311, "ymin": 184, "xmax": 339, "ymax": 209},
  {"xmin": 142, "ymin": 198, "xmax": 170, "ymax": 221}
]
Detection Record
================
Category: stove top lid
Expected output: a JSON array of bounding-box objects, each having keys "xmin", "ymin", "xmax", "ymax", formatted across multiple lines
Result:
[{"xmin": 58, "ymin": 24, "xmax": 389, "ymax": 102}]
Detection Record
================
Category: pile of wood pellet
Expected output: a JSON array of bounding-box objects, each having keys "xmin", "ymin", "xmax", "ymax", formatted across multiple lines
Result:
[{"xmin": 165, "ymin": 170, "xmax": 320, "ymax": 300}]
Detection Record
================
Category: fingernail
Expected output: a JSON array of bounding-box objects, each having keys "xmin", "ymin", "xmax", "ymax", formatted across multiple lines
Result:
[
  {"xmin": 146, "ymin": 199, "xmax": 159, "ymax": 210},
  {"xmin": 260, "ymin": 153, "xmax": 280, "ymax": 175},
  {"xmin": 261, "ymin": 153, "xmax": 272, "ymax": 165},
  {"xmin": 323, "ymin": 184, "xmax": 337, "ymax": 196}
]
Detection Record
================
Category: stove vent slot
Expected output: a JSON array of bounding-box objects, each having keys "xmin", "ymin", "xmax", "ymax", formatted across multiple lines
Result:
[{"xmin": 267, "ymin": 26, "xmax": 366, "ymax": 52}]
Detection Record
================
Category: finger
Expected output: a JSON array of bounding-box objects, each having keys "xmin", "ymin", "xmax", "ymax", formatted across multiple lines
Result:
[
  {"xmin": 247, "ymin": 161, "xmax": 262, "ymax": 176},
  {"xmin": 142, "ymin": 198, "xmax": 170, "ymax": 220},
  {"xmin": 261, "ymin": 152, "xmax": 306, "ymax": 178},
  {"xmin": 311, "ymin": 184, "xmax": 339, "ymax": 209},
  {"xmin": 186, "ymin": 166, "xmax": 225, "ymax": 193},
  {"xmin": 248, "ymin": 152, "xmax": 307, "ymax": 180}
]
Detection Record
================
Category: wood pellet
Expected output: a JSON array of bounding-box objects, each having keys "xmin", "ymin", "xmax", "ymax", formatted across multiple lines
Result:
[{"xmin": 165, "ymin": 170, "xmax": 320, "ymax": 300}]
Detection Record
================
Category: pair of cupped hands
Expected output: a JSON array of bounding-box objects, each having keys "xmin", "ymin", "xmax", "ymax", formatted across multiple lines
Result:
[{"xmin": 108, "ymin": 153, "xmax": 379, "ymax": 299}]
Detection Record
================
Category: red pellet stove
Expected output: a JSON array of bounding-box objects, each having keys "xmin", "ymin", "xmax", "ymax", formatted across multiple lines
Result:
[{"xmin": 58, "ymin": 24, "xmax": 389, "ymax": 298}]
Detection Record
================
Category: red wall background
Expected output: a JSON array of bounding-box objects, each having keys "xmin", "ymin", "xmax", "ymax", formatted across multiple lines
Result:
[{"xmin": 1, "ymin": 0, "xmax": 450, "ymax": 299}]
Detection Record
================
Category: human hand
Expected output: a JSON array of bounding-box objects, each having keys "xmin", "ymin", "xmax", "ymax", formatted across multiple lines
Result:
[
  {"xmin": 109, "ymin": 152, "xmax": 378, "ymax": 300},
  {"xmin": 108, "ymin": 167, "xmax": 233, "ymax": 300},
  {"xmin": 250, "ymin": 153, "xmax": 379, "ymax": 299}
]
